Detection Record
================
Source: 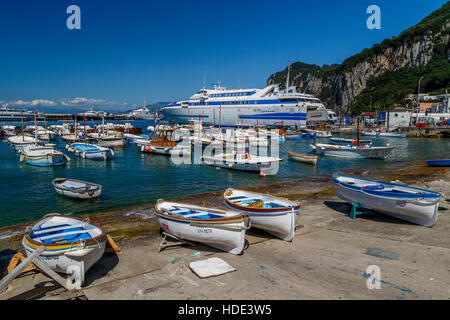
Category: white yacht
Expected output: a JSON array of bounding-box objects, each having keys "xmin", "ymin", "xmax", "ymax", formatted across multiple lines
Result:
[
  {"xmin": 80, "ymin": 107, "xmax": 108, "ymax": 120},
  {"xmin": 127, "ymin": 106, "xmax": 159, "ymax": 120},
  {"xmin": 0, "ymin": 104, "xmax": 36, "ymax": 121}
]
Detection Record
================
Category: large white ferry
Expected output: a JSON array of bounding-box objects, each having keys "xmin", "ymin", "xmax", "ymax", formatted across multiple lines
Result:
[{"xmin": 160, "ymin": 83, "xmax": 328, "ymax": 127}]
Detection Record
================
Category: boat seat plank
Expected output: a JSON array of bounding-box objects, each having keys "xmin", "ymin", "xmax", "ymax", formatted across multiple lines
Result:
[
  {"xmin": 34, "ymin": 223, "xmax": 70, "ymax": 232},
  {"xmin": 32, "ymin": 224, "xmax": 85, "ymax": 235},
  {"xmin": 36, "ymin": 230, "xmax": 92, "ymax": 242},
  {"xmin": 227, "ymin": 196, "xmax": 247, "ymax": 201}
]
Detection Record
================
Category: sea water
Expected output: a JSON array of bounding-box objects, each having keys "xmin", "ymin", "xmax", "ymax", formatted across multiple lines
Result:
[{"xmin": 0, "ymin": 120, "xmax": 448, "ymax": 227}]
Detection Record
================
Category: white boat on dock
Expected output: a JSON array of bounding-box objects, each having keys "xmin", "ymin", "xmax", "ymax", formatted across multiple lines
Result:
[
  {"xmin": 333, "ymin": 174, "xmax": 441, "ymax": 227},
  {"xmin": 223, "ymin": 188, "xmax": 300, "ymax": 241},
  {"xmin": 52, "ymin": 178, "xmax": 102, "ymax": 199},
  {"xmin": 155, "ymin": 200, "xmax": 250, "ymax": 255},
  {"xmin": 22, "ymin": 214, "xmax": 107, "ymax": 287}
]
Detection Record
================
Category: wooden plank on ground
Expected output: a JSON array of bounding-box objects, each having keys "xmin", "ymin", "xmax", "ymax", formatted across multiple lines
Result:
[
  {"xmin": 0, "ymin": 246, "xmax": 45, "ymax": 292},
  {"xmin": 105, "ymin": 235, "xmax": 122, "ymax": 255}
]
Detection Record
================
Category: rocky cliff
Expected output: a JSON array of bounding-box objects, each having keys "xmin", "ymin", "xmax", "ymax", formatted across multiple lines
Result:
[{"xmin": 267, "ymin": 2, "xmax": 450, "ymax": 114}]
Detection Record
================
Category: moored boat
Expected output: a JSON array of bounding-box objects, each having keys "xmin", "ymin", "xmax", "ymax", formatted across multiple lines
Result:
[
  {"xmin": 201, "ymin": 152, "xmax": 282, "ymax": 175},
  {"xmin": 22, "ymin": 214, "xmax": 107, "ymax": 287},
  {"xmin": 20, "ymin": 145, "xmax": 69, "ymax": 167},
  {"xmin": 154, "ymin": 200, "xmax": 250, "ymax": 254},
  {"xmin": 361, "ymin": 131, "xmax": 407, "ymax": 138},
  {"xmin": 288, "ymin": 151, "xmax": 318, "ymax": 165},
  {"xmin": 52, "ymin": 178, "xmax": 102, "ymax": 199},
  {"xmin": 333, "ymin": 174, "xmax": 440, "ymax": 227},
  {"xmin": 313, "ymin": 142, "xmax": 394, "ymax": 159},
  {"xmin": 66, "ymin": 143, "xmax": 114, "ymax": 160},
  {"xmin": 7, "ymin": 134, "xmax": 39, "ymax": 152},
  {"xmin": 223, "ymin": 188, "xmax": 300, "ymax": 241}
]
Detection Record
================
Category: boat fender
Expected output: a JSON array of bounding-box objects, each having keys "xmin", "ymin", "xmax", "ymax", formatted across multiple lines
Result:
[
  {"xmin": 64, "ymin": 247, "xmax": 95, "ymax": 257},
  {"xmin": 82, "ymin": 152, "xmax": 86, "ymax": 158},
  {"xmin": 20, "ymin": 155, "xmax": 24, "ymax": 162}
]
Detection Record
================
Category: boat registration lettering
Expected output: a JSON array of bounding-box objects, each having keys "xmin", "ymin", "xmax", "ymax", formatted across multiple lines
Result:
[{"xmin": 197, "ymin": 228, "xmax": 213, "ymax": 234}]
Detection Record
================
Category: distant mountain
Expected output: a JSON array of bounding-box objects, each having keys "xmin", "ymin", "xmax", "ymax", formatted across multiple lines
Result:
[{"xmin": 267, "ymin": 2, "xmax": 450, "ymax": 115}]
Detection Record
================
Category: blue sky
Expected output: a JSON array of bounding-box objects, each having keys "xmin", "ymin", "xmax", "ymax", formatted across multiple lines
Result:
[{"xmin": 0, "ymin": 0, "xmax": 447, "ymax": 111}]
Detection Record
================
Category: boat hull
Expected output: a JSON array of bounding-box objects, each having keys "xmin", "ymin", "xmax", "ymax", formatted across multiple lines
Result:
[
  {"xmin": 333, "ymin": 174, "xmax": 440, "ymax": 227},
  {"xmin": 22, "ymin": 215, "xmax": 107, "ymax": 287},
  {"xmin": 223, "ymin": 188, "xmax": 300, "ymax": 241},
  {"xmin": 288, "ymin": 151, "xmax": 317, "ymax": 165},
  {"xmin": 426, "ymin": 159, "xmax": 450, "ymax": 167},
  {"xmin": 201, "ymin": 154, "xmax": 282, "ymax": 174},
  {"xmin": 315, "ymin": 144, "xmax": 394, "ymax": 159},
  {"xmin": 155, "ymin": 201, "xmax": 249, "ymax": 255},
  {"xmin": 24, "ymin": 154, "xmax": 67, "ymax": 167}
]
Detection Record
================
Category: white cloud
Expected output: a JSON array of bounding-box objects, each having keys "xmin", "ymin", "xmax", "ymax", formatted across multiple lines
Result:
[
  {"xmin": 31, "ymin": 99, "xmax": 57, "ymax": 106},
  {"xmin": 4, "ymin": 97, "xmax": 131, "ymax": 111}
]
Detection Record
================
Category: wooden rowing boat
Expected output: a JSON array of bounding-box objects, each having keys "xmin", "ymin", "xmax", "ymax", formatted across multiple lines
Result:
[
  {"xmin": 288, "ymin": 151, "xmax": 318, "ymax": 165},
  {"xmin": 223, "ymin": 188, "xmax": 300, "ymax": 241},
  {"xmin": 155, "ymin": 200, "xmax": 250, "ymax": 254}
]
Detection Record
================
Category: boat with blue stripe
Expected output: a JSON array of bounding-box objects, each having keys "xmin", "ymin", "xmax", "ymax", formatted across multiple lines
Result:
[
  {"xmin": 155, "ymin": 200, "xmax": 250, "ymax": 255},
  {"xmin": 223, "ymin": 188, "xmax": 300, "ymax": 241},
  {"xmin": 333, "ymin": 174, "xmax": 440, "ymax": 227},
  {"xmin": 22, "ymin": 214, "xmax": 107, "ymax": 287},
  {"xmin": 426, "ymin": 159, "xmax": 450, "ymax": 167},
  {"xmin": 66, "ymin": 142, "xmax": 114, "ymax": 160}
]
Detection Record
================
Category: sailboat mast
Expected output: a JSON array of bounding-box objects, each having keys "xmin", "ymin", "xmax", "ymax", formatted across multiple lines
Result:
[
  {"xmin": 357, "ymin": 117, "xmax": 360, "ymax": 147},
  {"xmin": 285, "ymin": 61, "xmax": 290, "ymax": 92}
]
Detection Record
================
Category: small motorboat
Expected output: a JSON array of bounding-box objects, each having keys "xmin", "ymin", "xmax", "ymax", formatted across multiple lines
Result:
[
  {"xmin": 361, "ymin": 131, "xmax": 407, "ymax": 138},
  {"xmin": 154, "ymin": 200, "xmax": 250, "ymax": 255},
  {"xmin": 201, "ymin": 152, "xmax": 282, "ymax": 175},
  {"xmin": 333, "ymin": 174, "xmax": 441, "ymax": 227},
  {"xmin": 426, "ymin": 159, "xmax": 450, "ymax": 167},
  {"xmin": 223, "ymin": 188, "xmax": 300, "ymax": 241},
  {"xmin": 20, "ymin": 145, "xmax": 69, "ymax": 167},
  {"xmin": 22, "ymin": 214, "xmax": 107, "ymax": 287},
  {"xmin": 52, "ymin": 178, "xmax": 102, "ymax": 199},
  {"xmin": 288, "ymin": 151, "xmax": 318, "ymax": 165},
  {"xmin": 313, "ymin": 143, "xmax": 394, "ymax": 159},
  {"xmin": 7, "ymin": 134, "xmax": 39, "ymax": 152},
  {"xmin": 66, "ymin": 143, "xmax": 114, "ymax": 160}
]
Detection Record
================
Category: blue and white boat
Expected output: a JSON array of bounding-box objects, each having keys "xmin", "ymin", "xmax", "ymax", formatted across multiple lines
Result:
[
  {"xmin": 66, "ymin": 143, "xmax": 114, "ymax": 160},
  {"xmin": 426, "ymin": 159, "xmax": 450, "ymax": 167},
  {"xmin": 160, "ymin": 83, "xmax": 314, "ymax": 127},
  {"xmin": 22, "ymin": 214, "xmax": 107, "ymax": 288},
  {"xmin": 155, "ymin": 200, "xmax": 250, "ymax": 255},
  {"xmin": 20, "ymin": 145, "xmax": 69, "ymax": 167},
  {"xmin": 333, "ymin": 174, "xmax": 441, "ymax": 227}
]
